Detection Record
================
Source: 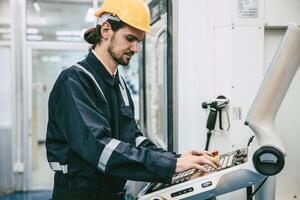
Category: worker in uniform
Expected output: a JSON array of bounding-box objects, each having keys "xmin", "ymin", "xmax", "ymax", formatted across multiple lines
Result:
[{"xmin": 46, "ymin": 0, "xmax": 220, "ymax": 199}]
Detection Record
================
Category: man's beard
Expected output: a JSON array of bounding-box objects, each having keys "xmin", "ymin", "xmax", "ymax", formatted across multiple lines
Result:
[
  {"xmin": 108, "ymin": 48, "xmax": 132, "ymax": 66},
  {"xmin": 108, "ymin": 37, "xmax": 133, "ymax": 66}
]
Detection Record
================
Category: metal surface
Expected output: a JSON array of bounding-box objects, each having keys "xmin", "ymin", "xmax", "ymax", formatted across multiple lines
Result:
[{"xmin": 245, "ymin": 24, "xmax": 300, "ymax": 151}]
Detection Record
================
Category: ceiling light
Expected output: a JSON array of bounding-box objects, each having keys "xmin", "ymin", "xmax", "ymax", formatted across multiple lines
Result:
[
  {"xmin": 27, "ymin": 28, "xmax": 39, "ymax": 34},
  {"xmin": 85, "ymin": 8, "xmax": 95, "ymax": 22},
  {"xmin": 55, "ymin": 30, "xmax": 82, "ymax": 36},
  {"xmin": 41, "ymin": 56, "xmax": 62, "ymax": 63},
  {"xmin": 0, "ymin": 28, "xmax": 11, "ymax": 33},
  {"xmin": 27, "ymin": 35, "xmax": 43, "ymax": 41},
  {"xmin": 2, "ymin": 34, "xmax": 11, "ymax": 40},
  {"xmin": 33, "ymin": 1, "xmax": 41, "ymax": 13},
  {"xmin": 56, "ymin": 36, "xmax": 82, "ymax": 42}
]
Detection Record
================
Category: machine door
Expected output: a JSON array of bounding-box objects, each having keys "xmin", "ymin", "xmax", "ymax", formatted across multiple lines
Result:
[
  {"xmin": 143, "ymin": 0, "xmax": 173, "ymax": 151},
  {"xmin": 28, "ymin": 47, "xmax": 87, "ymax": 189}
]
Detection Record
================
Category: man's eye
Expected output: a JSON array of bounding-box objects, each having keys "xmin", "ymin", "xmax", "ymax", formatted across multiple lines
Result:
[{"xmin": 126, "ymin": 36, "xmax": 135, "ymax": 42}]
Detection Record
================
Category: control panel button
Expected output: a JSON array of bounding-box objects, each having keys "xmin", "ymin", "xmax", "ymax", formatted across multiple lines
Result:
[
  {"xmin": 201, "ymin": 181, "xmax": 212, "ymax": 188},
  {"xmin": 171, "ymin": 187, "xmax": 194, "ymax": 197}
]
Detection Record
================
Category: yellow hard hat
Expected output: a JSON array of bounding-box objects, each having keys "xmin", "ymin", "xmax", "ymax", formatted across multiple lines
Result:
[{"xmin": 95, "ymin": 0, "xmax": 151, "ymax": 33}]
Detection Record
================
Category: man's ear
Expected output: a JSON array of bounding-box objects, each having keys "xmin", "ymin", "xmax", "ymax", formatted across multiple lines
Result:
[{"xmin": 101, "ymin": 22, "xmax": 112, "ymax": 40}]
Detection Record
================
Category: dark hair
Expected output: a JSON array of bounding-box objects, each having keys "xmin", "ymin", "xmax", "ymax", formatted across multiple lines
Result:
[{"xmin": 84, "ymin": 19, "xmax": 126, "ymax": 50}]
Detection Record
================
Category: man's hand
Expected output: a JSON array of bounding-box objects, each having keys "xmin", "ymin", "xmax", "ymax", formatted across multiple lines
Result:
[{"xmin": 175, "ymin": 149, "xmax": 220, "ymax": 173}]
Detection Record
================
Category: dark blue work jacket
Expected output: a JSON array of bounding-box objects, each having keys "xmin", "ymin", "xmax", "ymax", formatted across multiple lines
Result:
[{"xmin": 46, "ymin": 51, "xmax": 176, "ymax": 193}]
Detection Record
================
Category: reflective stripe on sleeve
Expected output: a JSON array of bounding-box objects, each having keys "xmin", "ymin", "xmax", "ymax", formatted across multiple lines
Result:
[
  {"xmin": 98, "ymin": 139, "xmax": 121, "ymax": 172},
  {"xmin": 135, "ymin": 136, "xmax": 148, "ymax": 147},
  {"xmin": 49, "ymin": 162, "xmax": 68, "ymax": 174}
]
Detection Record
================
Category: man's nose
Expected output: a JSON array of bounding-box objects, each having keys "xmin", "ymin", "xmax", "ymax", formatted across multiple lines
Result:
[{"xmin": 130, "ymin": 41, "xmax": 140, "ymax": 52}]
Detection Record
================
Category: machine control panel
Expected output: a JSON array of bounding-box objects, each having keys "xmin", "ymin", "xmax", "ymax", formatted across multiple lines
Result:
[{"xmin": 143, "ymin": 148, "xmax": 248, "ymax": 195}]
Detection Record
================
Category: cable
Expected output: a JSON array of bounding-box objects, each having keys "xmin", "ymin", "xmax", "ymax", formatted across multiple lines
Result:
[
  {"xmin": 245, "ymin": 135, "xmax": 256, "ymax": 200},
  {"xmin": 247, "ymin": 135, "xmax": 255, "ymax": 147},
  {"xmin": 246, "ymin": 186, "xmax": 253, "ymax": 200},
  {"xmin": 250, "ymin": 177, "xmax": 268, "ymax": 198},
  {"xmin": 225, "ymin": 107, "xmax": 230, "ymax": 131}
]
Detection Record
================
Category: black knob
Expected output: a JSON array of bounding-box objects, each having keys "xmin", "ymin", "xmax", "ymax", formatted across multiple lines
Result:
[{"xmin": 202, "ymin": 102, "xmax": 209, "ymax": 109}]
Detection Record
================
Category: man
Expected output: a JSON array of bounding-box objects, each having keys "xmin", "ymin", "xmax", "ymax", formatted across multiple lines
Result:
[{"xmin": 46, "ymin": 0, "xmax": 220, "ymax": 199}]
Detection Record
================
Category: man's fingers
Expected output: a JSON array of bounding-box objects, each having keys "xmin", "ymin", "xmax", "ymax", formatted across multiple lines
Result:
[
  {"xmin": 176, "ymin": 150, "xmax": 221, "ymax": 174},
  {"xmin": 192, "ymin": 164, "xmax": 208, "ymax": 173},
  {"xmin": 203, "ymin": 158, "xmax": 219, "ymax": 169},
  {"xmin": 195, "ymin": 155, "xmax": 220, "ymax": 168},
  {"xmin": 191, "ymin": 149, "xmax": 212, "ymax": 156}
]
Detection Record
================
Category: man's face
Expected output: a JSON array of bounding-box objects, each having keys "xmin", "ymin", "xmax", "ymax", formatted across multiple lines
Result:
[{"xmin": 107, "ymin": 25, "xmax": 145, "ymax": 66}]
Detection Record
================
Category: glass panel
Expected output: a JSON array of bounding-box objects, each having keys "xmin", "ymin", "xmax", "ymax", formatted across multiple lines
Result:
[
  {"xmin": 119, "ymin": 52, "xmax": 141, "ymax": 123},
  {"xmin": 0, "ymin": 0, "xmax": 11, "ymax": 41},
  {"xmin": 31, "ymin": 49, "xmax": 87, "ymax": 188},
  {"xmin": 26, "ymin": 0, "xmax": 93, "ymax": 42},
  {"xmin": 144, "ymin": 1, "xmax": 168, "ymax": 148}
]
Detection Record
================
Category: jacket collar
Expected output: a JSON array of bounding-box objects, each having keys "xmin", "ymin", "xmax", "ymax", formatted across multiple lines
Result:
[{"xmin": 86, "ymin": 51, "xmax": 119, "ymax": 87}]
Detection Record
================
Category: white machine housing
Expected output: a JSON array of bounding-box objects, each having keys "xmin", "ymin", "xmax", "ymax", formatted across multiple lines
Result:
[{"xmin": 138, "ymin": 24, "xmax": 300, "ymax": 200}]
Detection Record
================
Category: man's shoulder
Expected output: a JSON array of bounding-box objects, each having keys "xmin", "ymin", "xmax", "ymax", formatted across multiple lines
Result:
[
  {"xmin": 56, "ymin": 60, "xmax": 90, "ymax": 83},
  {"xmin": 55, "ymin": 65, "xmax": 78, "ymax": 84}
]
